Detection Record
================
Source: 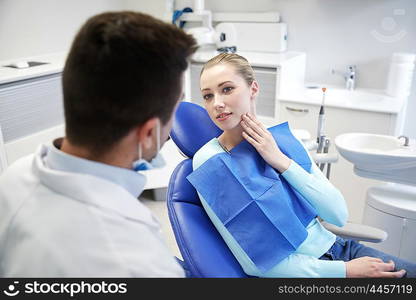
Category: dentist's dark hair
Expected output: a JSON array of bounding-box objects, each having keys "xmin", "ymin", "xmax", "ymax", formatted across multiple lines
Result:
[{"xmin": 63, "ymin": 11, "xmax": 197, "ymax": 155}]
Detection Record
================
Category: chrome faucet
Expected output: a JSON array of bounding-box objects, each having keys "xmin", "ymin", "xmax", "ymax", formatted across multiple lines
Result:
[
  {"xmin": 398, "ymin": 135, "xmax": 410, "ymax": 146},
  {"xmin": 331, "ymin": 65, "xmax": 357, "ymax": 90},
  {"xmin": 345, "ymin": 65, "xmax": 356, "ymax": 91}
]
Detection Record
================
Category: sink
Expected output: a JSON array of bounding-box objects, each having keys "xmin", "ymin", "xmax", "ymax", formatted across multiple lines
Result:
[{"xmin": 335, "ymin": 133, "xmax": 416, "ymax": 185}]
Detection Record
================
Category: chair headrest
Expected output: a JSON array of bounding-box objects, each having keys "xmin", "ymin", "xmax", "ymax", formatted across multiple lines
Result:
[{"xmin": 170, "ymin": 102, "xmax": 223, "ymax": 158}]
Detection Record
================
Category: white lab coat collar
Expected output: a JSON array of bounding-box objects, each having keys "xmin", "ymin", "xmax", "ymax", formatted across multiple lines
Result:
[
  {"xmin": 45, "ymin": 139, "xmax": 145, "ymax": 198},
  {"xmin": 33, "ymin": 144, "xmax": 159, "ymax": 228}
]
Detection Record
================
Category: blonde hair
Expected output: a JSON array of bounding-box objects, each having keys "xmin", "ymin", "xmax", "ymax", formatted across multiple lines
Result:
[{"xmin": 200, "ymin": 53, "xmax": 255, "ymax": 86}]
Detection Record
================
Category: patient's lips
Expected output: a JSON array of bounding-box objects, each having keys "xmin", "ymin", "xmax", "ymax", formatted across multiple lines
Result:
[{"xmin": 216, "ymin": 112, "xmax": 232, "ymax": 121}]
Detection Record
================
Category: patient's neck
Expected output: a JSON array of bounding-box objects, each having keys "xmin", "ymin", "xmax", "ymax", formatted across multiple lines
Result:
[{"xmin": 218, "ymin": 126, "xmax": 244, "ymax": 151}]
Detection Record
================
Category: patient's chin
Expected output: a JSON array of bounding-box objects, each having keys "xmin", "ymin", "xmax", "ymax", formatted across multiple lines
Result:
[{"xmin": 217, "ymin": 123, "xmax": 239, "ymax": 132}]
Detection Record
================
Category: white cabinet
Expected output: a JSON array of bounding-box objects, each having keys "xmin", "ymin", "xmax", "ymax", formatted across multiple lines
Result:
[
  {"xmin": 0, "ymin": 52, "xmax": 67, "ymax": 171},
  {"xmin": 364, "ymin": 204, "xmax": 416, "ymax": 262},
  {"xmin": 279, "ymin": 101, "xmax": 397, "ymax": 136},
  {"xmin": 278, "ymin": 100, "xmax": 399, "ymax": 223},
  {"xmin": 0, "ymin": 73, "xmax": 65, "ymax": 170},
  {"xmin": 363, "ymin": 184, "xmax": 416, "ymax": 262}
]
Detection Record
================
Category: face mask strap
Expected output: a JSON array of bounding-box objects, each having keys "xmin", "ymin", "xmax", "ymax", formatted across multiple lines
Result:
[
  {"xmin": 133, "ymin": 119, "xmax": 162, "ymax": 171},
  {"xmin": 137, "ymin": 142, "xmax": 142, "ymax": 161},
  {"xmin": 156, "ymin": 118, "xmax": 161, "ymax": 153}
]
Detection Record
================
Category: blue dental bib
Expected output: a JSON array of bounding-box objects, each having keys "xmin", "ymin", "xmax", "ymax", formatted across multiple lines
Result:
[{"xmin": 187, "ymin": 122, "xmax": 317, "ymax": 272}]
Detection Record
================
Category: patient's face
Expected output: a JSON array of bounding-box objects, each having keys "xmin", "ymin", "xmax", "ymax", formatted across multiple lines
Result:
[{"xmin": 200, "ymin": 64, "xmax": 256, "ymax": 131}]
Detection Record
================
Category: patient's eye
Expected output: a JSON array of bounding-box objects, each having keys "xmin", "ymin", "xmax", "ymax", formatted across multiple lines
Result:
[
  {"xmin": 203, "ymin": 93, "xmax": 213, "ymax": 101},
  {"xmin": 223, "ymin": 86, "xmax": 234, "ymax": 94}
]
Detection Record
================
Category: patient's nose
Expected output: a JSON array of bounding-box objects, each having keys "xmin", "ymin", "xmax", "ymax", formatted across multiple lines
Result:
[{"xmin": 213, "ymin": 95, "xmax": 225, "ymax": 109}]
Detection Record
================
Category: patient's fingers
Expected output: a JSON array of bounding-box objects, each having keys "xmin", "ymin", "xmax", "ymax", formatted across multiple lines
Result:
[
  {"xmin": 241, "ymin": 119, "xmax": 262, "ymax": 142},
  {"xmin": 242, "ymin": 131, "xmax": 260, "ymax": 147},
  {"xmin": 377, "ymin": 260, "xmax": 406, "ymax": 278},
  {"xmin": 242, "ymin": 113, "xmax": 267, "ymax": 135},
  {"xmin": 379, "ymin": 260, "xmax": 395, "ymax": 272},
  {"xmin": 381, "ymin": 269, "xmax": 406, "ymax": 278},
  {"xmin": 246, "ymin": 112, "xmax": 267, "ymax": 130},
  {"xmin": 346, "ymin": 256, "xmax": 406, "ymax": 278},
  {"xmin": 241, "ymin": 114, "xmax": 264, "ymax": 137},
  {"xmin": 369, "ymin": 257, "xmax": 384, "ymax": 263}
]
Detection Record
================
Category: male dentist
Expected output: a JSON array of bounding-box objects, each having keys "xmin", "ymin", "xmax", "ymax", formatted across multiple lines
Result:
[{"xmin": 0, "ymin": 11, "xmax": 196, "ymax": 277}]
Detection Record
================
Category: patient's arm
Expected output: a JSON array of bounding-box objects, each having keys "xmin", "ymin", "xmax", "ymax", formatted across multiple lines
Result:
[
  {"xmin": 261, "ymin": 254, "xmax": 406, "ymax": 278},
  {"xmin": 260, "ymin": 253, "xmax": 346, "ymax": 278},
  {"xmin": 281, "ymin": 161, "xmax": 348, "ymax": 226}
]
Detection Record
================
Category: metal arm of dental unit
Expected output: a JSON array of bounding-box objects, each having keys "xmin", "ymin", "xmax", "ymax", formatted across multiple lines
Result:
[{"xmin": 312, "ymin": 87, "xmax": 387, "ymax": 243}]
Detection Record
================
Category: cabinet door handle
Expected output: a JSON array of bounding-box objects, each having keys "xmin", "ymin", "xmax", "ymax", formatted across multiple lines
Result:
[{"xmin": 285, "ymin": 106, "xmax": 309, "ymax": 113}]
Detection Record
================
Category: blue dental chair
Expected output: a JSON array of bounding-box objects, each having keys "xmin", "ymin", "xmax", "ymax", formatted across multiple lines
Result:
[{"xmin": 167, "ymin": 101, "xmax": 387, "ymax": 278}]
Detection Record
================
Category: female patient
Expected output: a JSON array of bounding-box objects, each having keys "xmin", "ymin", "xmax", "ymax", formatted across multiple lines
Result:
[{"xmin": 191, "ymin": 53, "xmax": 415, "ymax": 278}]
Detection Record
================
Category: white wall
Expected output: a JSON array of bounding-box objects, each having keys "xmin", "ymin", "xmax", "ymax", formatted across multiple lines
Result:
[
  {"xmin": 175, "ymin": 0, "xmax": 416, "ymax": 136},
  {"xmin": 123, "ymin": 0, "xmax": 169, "ymax": 21},
  {"xmin": 0, "ymin": 0, "xmax": 173, "ymax": 60},
  {"xmin": 0, "ymin": 0, "xmax": 126, "ymax": 60}
]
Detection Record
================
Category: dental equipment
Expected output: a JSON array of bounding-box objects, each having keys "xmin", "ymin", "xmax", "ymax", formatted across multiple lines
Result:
[
  {"xmin": 316, "ymin": 87, "xmax": 326, "ymax": 150},
  {"xmin": 317, "ymin": 87, "xmax": 326, "ymax": 155},
  {"xmin": 323, "ymin": 138, "xmax": 331, "ymax": 177},
  {"xmin": 315, "ymin": 87, "xmax": 336, "ymax": 174},
  {"xmin": 174, "ymin": 0, "xmax": 216, "ymax": 47}
]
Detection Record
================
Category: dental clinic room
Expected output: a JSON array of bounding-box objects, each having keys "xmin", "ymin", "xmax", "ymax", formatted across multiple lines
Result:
[{"xmin": 1, "ymin": 0, "xmax": 416, "ymax": 281}]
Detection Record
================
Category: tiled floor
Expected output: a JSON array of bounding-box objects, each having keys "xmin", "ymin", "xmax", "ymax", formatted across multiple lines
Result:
[{"xmin": 140, "ymin": 189, "xmax": 182, "ymax": 259}]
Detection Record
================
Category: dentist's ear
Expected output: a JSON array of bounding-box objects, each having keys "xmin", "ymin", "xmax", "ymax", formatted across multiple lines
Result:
[
  {"xmin": 137, "ymin": 117, "xmax": 158, "ymax": 150},
  {"xmin": 250, "ymin": 80, "xmax": 259, "ymax": 100}
]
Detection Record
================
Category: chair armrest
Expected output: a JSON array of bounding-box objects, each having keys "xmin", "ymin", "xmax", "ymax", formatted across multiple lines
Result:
[
  {"xmin": 303, "ymin": 139, "xmax": 318, "ymax": 151},
  {"xmin": 321, "ymin": 221, "xmax": 388, "ymax": 243},
  {"xmin": 310, "ymin": 152, "xmax": 339, "ymax": 164}
]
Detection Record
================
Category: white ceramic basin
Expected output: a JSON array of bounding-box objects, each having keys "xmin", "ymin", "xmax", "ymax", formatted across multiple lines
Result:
[
  {"xmin": 335, "ymin": 133, "xmax": 416, "ymax": 185},
  {"xmin": 335, "ymin": 133, "xmax": 416, "ymax": 169}
]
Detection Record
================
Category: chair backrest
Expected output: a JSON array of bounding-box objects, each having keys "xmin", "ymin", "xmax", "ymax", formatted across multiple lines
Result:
[
  {"xmin": 167, "ymin": 101, "xmax": 248, "ymax": 277},
  {"xmin": 170, "ymin": 101, "xmax": 222, "ymax": 158}
]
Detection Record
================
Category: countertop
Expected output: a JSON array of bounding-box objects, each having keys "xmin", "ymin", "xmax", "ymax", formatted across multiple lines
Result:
[
  {"xmin": 279, "ymin": 85, "xmax": 405, "ymax": 114},
  {"xmin": 0, "ymin": 52, "xmax": 67, "ymax": 85}
]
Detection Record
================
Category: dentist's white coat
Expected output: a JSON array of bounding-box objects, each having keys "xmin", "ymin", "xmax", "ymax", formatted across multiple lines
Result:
[{"xmin": 0, "ymin": 145, "xmax": 184, "ymax": 277}]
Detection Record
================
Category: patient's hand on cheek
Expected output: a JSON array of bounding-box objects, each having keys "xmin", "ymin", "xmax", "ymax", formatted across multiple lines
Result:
[
  {"xmin": 346, "ymin": 256, "xmax": 406, "ymax": 278},
  {"xmin": 240, "ymin": 113, "xmax": 291, "ymax": 173}
]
